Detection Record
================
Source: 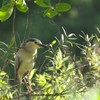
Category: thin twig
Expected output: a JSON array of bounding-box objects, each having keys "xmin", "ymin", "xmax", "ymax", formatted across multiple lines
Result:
[
  {"xmin": 13, "ymin": 91, "xmax": 68, "ymax": 99},
  {"xmin": 12, "ymin": 7, "xmax": 16, "ymax": 47}
]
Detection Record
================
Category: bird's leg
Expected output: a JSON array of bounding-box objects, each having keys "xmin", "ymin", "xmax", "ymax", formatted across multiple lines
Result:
[
  {"xmin": 27, "ymin": 72, "xmax": 33, "ymax": 92},
  {"xmin": 18, "ymin": 73, "xmax": 23, "ymax": 85}
]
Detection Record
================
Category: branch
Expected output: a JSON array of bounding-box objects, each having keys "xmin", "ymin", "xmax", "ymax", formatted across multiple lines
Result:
[{"xmin": 13, "ymin": 91, "xmax": 68, "ymax": 99}]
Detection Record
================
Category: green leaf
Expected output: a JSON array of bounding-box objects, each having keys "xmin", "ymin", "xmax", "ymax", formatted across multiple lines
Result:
[
  {"xmin": 62, "ymin": 56, "xmax": 69, "ymax": 63},
  {"xmin": 67, "ymin": 63, "xmax": 74, "ymax": 70},
  {"xmin": 34, "ymin": 0, "xmax": 51, "ymax": 7},
  {"xmin": 16, "ymin": 5, "xmax": 28, "ymax": 12},
  {"xmin": 0, "ymin": 71, "xmax": 6, "ymax": 76},
  {"xmin": 95, "ymin": 34, "xmax": 100, "ymax": 42},
  {"xmin": 8, "ymin": 37, "xmax": 15, "ymax": 49},
  {"xmin": 51, "ymin": 40, "xmax": 56, "ymax": 45},
  {"xmin": 43, "ymin": 0, "xmax": 51, "ymax": 6},
  {"xmin": 0, "ymin": 4, "xmax": 13, "ymax": 22},
  {"xmin": 44, "ymin": 83, "xmax": 51, "ymax": 89},
  {"xmin": 36, "ymin": 74, "xmax": 46, "ymax": 86},
  {"xmin": 29, "ymin": 69, "xmax": 37, "ymax": 80},
  {"xmin": 43, "ymin": 8, "xmax": 58, "ymax": 18},
  {"xmin": 16, "ymin": 0, "xmax": 28, "ymax": 12},
  {"xmin": 55, "ymin": 49, "xmax": 63, "ymax": 69},
  {"xmin": 56, "ymin": 49, "xmax": 62, "ymax": 60},
  {"xmin": 55, "ymin": 3, "xmax": 71, "ymax": 12}
]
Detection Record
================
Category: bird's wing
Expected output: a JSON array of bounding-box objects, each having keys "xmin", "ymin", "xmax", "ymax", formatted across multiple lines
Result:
[
  {"xmin": 34, "ymin": 54, "xmax": 37, "ymax": 63},
  {"xmin": 14, "ymin": 53, "xmax": 21, "ymax": 82},
  {"xmin": 15, "ymin": 55, "xmax": 20, "ymax": 69}
]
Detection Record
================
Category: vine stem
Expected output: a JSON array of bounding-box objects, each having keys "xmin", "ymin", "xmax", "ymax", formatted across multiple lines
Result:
[{"xmin": 12, "ymin": 7, "xmax": 16, "ymax": 47}]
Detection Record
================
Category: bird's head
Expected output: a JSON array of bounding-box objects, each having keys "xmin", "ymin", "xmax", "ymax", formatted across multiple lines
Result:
[{"xmin": 22, "ymin": 38, "xmax": 48, "ymax": 52}]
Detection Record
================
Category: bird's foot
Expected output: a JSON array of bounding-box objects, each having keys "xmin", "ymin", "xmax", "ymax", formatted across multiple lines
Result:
[
  {"xmin": 27, "ymin": 86, "xmax": 33, "ymax": 93},
  {"xmin": 20, "ymin": 82, "xmax": 24, "ymax": 85}
]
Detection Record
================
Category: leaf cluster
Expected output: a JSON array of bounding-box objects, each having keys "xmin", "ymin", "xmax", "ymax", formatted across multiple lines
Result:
[
  {"xmin": 0, "ymin": 0, "xmax": 71, "ymax": 21},
  {"xmin": 0, "ymin": 28, "xmax": 100, "ymax": 99}
]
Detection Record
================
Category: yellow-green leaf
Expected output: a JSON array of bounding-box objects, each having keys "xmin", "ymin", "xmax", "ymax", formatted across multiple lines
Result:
[
  {"xmin": 16, "ymin": 0, "xmax": 28, "ymax": 12},
  {"xmin": 0, "ymin": 71, "xmax": 6, "ymax": 76},
  {"xmin": 36, "ymin": 74, "xmax": 46, "ymax": 86},
  {"xmin": 43, "ymin": 8, "xmax": 58, "ymax": 18},
  {"xmin": 51, "ymin": 40, "xmax": 56, "ymax": 45},
  {"xmin": 34, "ymin": 0, "xmax": 51, "ymax": 7},
  {"xmin": 0, "ymin": 4, "xmax": 13, "ymax": 22},
  {"xmin": 29, "ymin": 69, "xmax": 37, "ymax": 80}
]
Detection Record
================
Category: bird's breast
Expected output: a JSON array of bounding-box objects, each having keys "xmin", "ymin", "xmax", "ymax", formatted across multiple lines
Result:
[{"xmin": 19, "ymin": 51, "xmax": 36, "ymax": 69}]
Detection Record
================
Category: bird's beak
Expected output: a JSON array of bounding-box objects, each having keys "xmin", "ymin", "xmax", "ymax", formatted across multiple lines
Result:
[{"xmin": 39, "ymin": 43, "xmax": 49, "ymax": 49}]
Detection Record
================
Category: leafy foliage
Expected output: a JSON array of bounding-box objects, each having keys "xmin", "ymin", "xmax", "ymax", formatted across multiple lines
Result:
[
  {"xmin": 0, "ymin": 0, "xmax": 28, "ymax": 22},
  {"xmin": 0, "ymin": 0, "xmax": 71, "ymax": 21},
  {"xmin": 43, "ymin": 3, "xmax": 71, "ymax": 18},
  {"xmin": 0, "ymin": 27, "xmax": 100, "ymax": 99},
  {"xmin": 0, "ymin": 3, "xmax": 13, "ymax": 22},
  {"xmin": 0, "ymin": 71, "xmax": 12, "ymax": 99},
  {"xmin": 34, "ymin": 0, "xmax": 71, "ymax": 18},
  {"xmin": 16, "ymin": 0, "xmax": 28, "ymax": 13}
]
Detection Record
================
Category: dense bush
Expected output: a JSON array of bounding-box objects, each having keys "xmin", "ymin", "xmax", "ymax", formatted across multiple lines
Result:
[{"xmin": 0, "ymin": 28, "xmax": 100, "ymax": 100}]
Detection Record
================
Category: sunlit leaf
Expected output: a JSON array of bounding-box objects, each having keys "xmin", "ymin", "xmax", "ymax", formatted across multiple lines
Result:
[
  {"xmin": 36, "ymin": 74, "xmax": 46, "ymax": 86},
  {"xmin": 44, "ymin": 73, "xmax": 52, "ymax": 80},
  {"xmin": 44, "ymin": 83, "xmax": 51, "ymax": 89},
  {"xmin": 29, "ymin": 69, "xmax": 37, "ymax": 80},
  {"xmin": 62, "ymin": 44, "xmax": 68, "ymax": 48},
  {"xmin": 0, "ymin": 71, "xmax": 6, "ymax": 76},
  {"xmin": 0, "ymin": 4, "xmax": 13, "ymax": 22},
  {"xmin": 61, "ymin": 34, "xmax": 64, "ymax": 43},
  {"xmin": 62, "ymin": 27, "xmax": 67, "ymax": 37},
  {"xmin": 55, "ymin": 49, "xmax": 63, "ymax": 69},
  {"xmin": 55, "ymin": 96, "xmax": 60, "ymax": 100},
  {"xmin": 43, "ymin": 8, "xmax": 58, "ymax": 18},
  {"xmin": 7, "ymin": 92, "xmax": 13, "ymax": 99},
  {"xmin": 16, "ymin": 0, "xmax": 28, "ymax": 12},
  {"xmin": 56, "ymin": 49, "xmax": 62, "ymax": 60},
  {"xmin": 62, "ymin": 56, "xmax": 69, "ymax": 63},
  {"xmin": 68, "ymin": 38, "xmax": 77, "ymax": 40},
  {"xmin": 51, "ymin": 40, "xmax": 56, "ymax": 45},
  {"xmin": 68, "ymin": 33, "xmax": 77, "ymax": 37},
  {"xmin": 34, "ymin": 0, "xmax": 51, "ymax": 7},
  {"xmin": 16, "ymin": 5, "xmax": 28, "ymax": 12},
  {"xmin": 95, "ymin": 34, "xmax": 100, "ymax": 42},
  {"xmin": 9, "ymin": 60, "xmax": 15, "ymax": 66},
  {"xmin": 67, "ymin": 63, "xmax": 74, "ymax": 70}
]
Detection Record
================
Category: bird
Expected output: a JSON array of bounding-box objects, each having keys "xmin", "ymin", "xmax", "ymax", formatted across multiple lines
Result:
[{"xmin": 15, "ymin": 38, "xmax": 48, "ymax": 90}]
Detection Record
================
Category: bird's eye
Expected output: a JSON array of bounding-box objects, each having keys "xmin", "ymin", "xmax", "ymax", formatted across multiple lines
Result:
[{"xmin": 34, "ymin": 41, "xmax": 38, "ymax": 44}]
